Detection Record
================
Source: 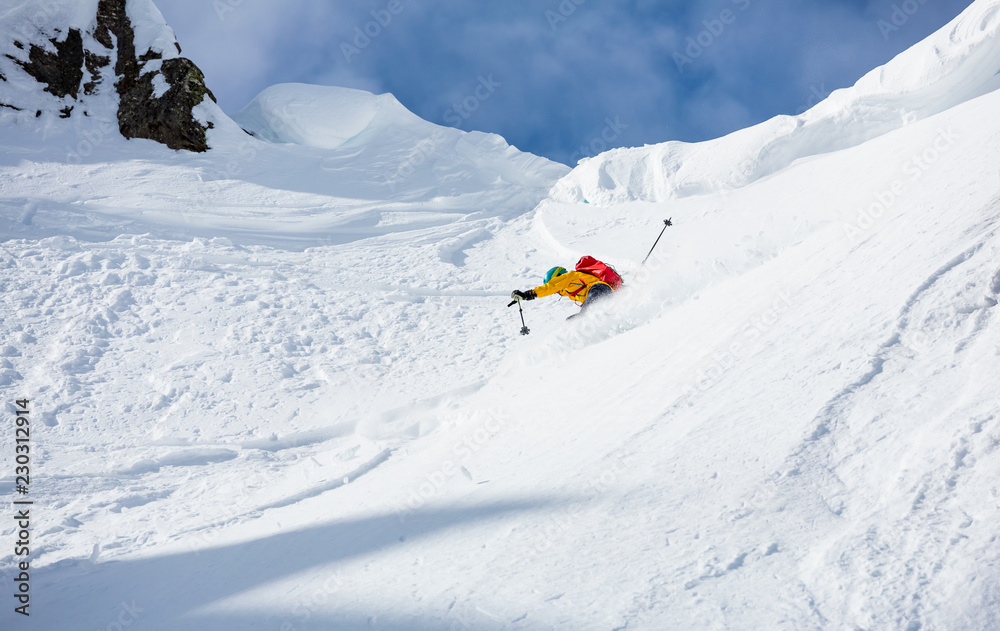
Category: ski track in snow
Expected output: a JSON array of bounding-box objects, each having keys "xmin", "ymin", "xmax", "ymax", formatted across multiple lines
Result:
[{"xmin": 758, "ymin": 201, "xmax": 1000, "ymax": 629}]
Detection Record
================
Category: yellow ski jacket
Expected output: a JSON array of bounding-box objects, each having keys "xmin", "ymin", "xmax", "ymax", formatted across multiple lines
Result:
[{"xmin": 533, "ymin": 271, "xmax": 609, "ymax": 305}]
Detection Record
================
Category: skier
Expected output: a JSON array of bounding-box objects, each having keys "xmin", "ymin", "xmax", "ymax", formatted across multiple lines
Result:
[{"xmin": 511, "ymin": 265, "xmax": 615, "ymax": 318}]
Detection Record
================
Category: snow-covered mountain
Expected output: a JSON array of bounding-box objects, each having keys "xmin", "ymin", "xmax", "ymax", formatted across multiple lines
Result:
[
  {"xmin": 0, "ymin": 0, "xmax": 566, "ymax": 246},
  {"xmin": 1, "ymin": 1, "xmax": 999, "ymax": 630}
]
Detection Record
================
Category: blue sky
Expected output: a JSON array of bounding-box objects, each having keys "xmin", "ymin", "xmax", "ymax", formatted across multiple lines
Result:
[{"xmin": 157, "ymin": 0, "xmax": 975, "ymax": 165}]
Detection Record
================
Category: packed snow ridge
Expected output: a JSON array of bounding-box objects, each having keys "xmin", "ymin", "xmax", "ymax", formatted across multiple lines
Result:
[
  {"xmin": 1, "ymin": 0, "xmax": 1000, "ymax": 630},
  {"xmin": 551, "ymin": 0, "xmax": 1000, "ymax": 206}
]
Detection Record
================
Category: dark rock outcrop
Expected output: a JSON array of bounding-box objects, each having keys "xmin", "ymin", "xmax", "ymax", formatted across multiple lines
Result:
[
  {"xmin": 118, "ymin": 57, "xmax": 216, "ymax": 152},
  {"xmin": 3, "ymin": 0, "xmax": 216, "ymax": 152},
  {"xmin": 11, "ymin": 29, "xmax": 84, "ymax": 99},
  {"xmin": 95, "ymin": 0, "xmax": 215, "ymax": 152},
  {"xmin": 83, "ymin": 51, "xmax": 109, "ymax": 96}
]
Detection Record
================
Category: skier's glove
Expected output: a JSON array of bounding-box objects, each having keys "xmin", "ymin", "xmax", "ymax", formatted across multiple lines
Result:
[{"xmin": 511, "ymin": 289, "xmax": 536, "ymax": 301}]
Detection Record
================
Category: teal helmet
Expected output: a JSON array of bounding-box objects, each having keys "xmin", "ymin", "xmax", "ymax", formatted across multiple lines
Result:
[{"xmin": 544, "ymin": 266, "xmax": 568, "ymax": 284}]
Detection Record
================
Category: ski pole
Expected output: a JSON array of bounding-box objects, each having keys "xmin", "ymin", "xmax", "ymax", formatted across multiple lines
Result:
[
  {"xmin": 507, "ymin": 297, "xmax": 530, "ymax": 335},
  {"xmin": 640, "ymin": 217, "xmax": 673, "ymax": 268}
]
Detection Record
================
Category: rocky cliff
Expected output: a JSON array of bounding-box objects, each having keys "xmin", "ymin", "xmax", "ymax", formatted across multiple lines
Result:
[{"xmin": 1, "ymin": 0, "xmax": 217, "ymax": 152}]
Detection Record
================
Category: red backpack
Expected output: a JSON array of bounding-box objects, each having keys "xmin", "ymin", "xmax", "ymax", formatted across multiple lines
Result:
[{"xmin": 574, "ymin": 256, "xmax": 623, "ymax": 291}]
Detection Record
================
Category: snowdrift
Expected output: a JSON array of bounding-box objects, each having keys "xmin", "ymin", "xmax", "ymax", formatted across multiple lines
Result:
[
  {"xmin": 550, "ymin": 0, "xmax": 1000, "ymax": 206},
  {"xmin": 234, "ymin": 83, "xmax": 430, "ymax": 150},
  {"xmin": 233, "ymin": 82, "xmax": 566, "ymax": 199}
]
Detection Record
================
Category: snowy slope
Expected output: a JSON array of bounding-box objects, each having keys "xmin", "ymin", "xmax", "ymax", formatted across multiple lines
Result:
[
  {"xmin": 0, "ymin": 81, "xmax": 566, "ymax": 248},
  {"xmin": 2, "ymin": 0, "xmax": 1000, "ymax": 630}
]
